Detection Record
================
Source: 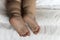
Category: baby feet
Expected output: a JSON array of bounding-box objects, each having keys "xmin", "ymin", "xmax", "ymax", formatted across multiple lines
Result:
[
  {"xmin": 9, "ymin": 13, "xmax": 40, "ymax": 37},
  {"xmin": 6, "ymin": 0, "xmax": 40, "ymax": 37}
]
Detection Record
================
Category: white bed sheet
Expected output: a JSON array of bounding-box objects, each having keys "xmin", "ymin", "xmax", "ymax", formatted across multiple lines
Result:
[{"xmin": 0, "ymin": 0, "xmax": 60, "ymax": 40}]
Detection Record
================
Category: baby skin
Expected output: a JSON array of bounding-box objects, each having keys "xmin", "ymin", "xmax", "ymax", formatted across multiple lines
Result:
[{"xmin": 6, "ymin": 0, "xmax": 40, "ymax": 37}]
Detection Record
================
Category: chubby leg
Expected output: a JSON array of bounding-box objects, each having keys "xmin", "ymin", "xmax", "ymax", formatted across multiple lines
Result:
[
  {"xmin": 6, "ymin": 0, "xmax": 30, "ymax": 36},
  {"xmin": 22, "ymin": 0, "xmax": 40, "ymax": 34}
]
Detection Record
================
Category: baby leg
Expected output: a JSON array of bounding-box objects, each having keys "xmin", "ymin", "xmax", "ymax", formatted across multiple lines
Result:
[
  {"xmin": 6, "ymin": 0, "xmax": 30, "ymax": 36},
  {"xmin": 22, "ymin": 0, "xmax": 40, "ymax": 34}
]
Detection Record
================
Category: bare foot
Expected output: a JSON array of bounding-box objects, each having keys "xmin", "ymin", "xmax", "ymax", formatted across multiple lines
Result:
[
  {"xmin": 23, "ymin": 15, "xmax": 40, "ymax": 34},
  {"xmin": 9, "ymin": 14, "xmax": 30, "ymax": 37}
]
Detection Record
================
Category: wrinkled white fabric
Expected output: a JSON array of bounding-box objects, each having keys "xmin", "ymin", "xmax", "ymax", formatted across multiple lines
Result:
[{"xmin": 0, "ymin": 0, "xmax": 60, "ymax": 40}]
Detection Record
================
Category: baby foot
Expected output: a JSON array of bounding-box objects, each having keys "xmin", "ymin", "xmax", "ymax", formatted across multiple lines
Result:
[
  {"xmin": 9, "ymin": 14, "xmax": 30, "ymax": 36},
  {"xmin": 23, "ymin": 15, "xmax": 40, "ymax": 34}
]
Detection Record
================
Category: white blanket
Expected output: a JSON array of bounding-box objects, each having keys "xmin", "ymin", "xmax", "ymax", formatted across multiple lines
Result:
[{"xmin": 0, "ymin": 0, "xmax": 60, "ymax": 40}]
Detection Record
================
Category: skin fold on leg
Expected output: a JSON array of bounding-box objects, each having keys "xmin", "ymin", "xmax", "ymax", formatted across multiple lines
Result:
[
  {"xmin": 22, "ymin": 0, "xmax": 40, "ymax": 34},
  {"xmin": 6, "ymin": 0, "xmax": 30, "ymax": 36}
]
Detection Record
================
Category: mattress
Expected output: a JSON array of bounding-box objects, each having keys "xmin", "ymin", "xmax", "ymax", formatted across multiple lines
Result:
[{"xmin": 0, "ymin": 0, "xmax": 60, "ymax": 40}]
